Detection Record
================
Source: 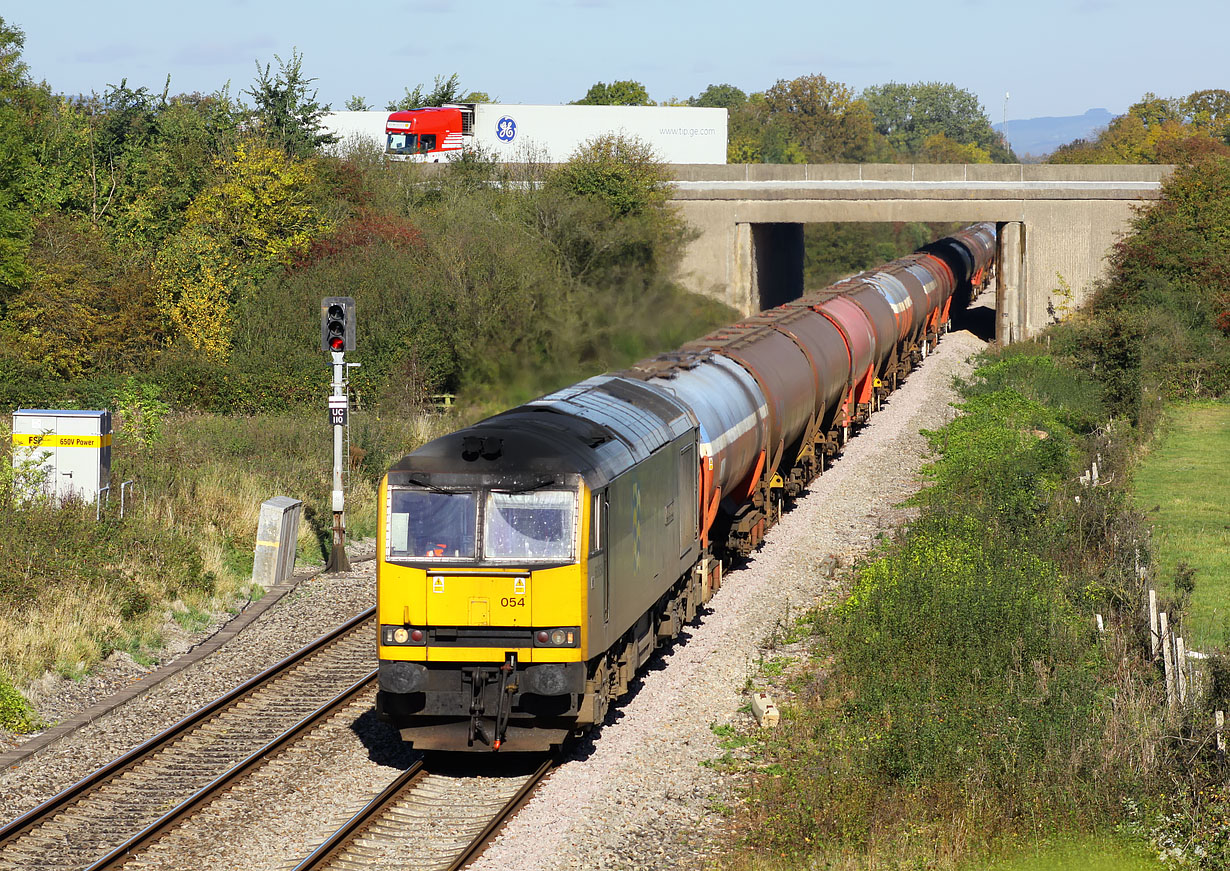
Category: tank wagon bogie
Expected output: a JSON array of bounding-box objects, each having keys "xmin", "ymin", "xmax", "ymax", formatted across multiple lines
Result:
[{"xmin": 375, "ymin": 223, "xmax": 996, "ymax": 751}]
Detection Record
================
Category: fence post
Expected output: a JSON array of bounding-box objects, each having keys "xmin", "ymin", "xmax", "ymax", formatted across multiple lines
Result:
[
  {"xmin": 1176, "ymin": 636, "xmax": 1188, "ymax": 706},
  {"xmin": 1149, "ymin": 589, "xmax": 1160, "ymax": 661},
  {"xmin": 1160, "ymin": 611, "xmax": 1176, "ymax": 711},
  {"xmin": 1217, "ymin": 711, "xmax": 1225, "ymax": 764}
]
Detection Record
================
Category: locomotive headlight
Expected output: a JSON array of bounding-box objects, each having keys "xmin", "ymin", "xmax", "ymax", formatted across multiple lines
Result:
[
  {"xmin": 382, "ymin": 625, "xmax": 425, "ymax": 646},
  {"xmin": 534, "ymin": 628, "xmax": 580, "ymax": 647}
]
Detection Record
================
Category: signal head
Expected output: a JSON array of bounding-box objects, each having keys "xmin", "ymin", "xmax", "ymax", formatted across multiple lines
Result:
[{"xmin": 320, "ymin": 297, "xmax": 356, "ymax": 353}]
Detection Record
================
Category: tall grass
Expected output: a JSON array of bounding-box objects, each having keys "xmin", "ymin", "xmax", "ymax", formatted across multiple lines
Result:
[{"xmin": 0, "ymin": 409, "xmax": 450, "ymax": 728}]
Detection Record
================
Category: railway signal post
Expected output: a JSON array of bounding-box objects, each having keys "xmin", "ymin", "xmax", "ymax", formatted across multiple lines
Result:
[{"xmin": 322, "ymin": 297, "xmax": 356, "ymax": 574}]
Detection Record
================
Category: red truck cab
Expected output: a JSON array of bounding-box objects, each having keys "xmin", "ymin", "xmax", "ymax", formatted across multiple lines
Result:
[{"xmin": 385, "ymin": 106, "xmax": 469, "ymax": 161}]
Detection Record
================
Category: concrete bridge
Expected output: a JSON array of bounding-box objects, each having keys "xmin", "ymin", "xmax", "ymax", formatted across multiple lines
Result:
[{"xmin": 666, "ymin": 164, "xmax": 1170, "ymax": 343}]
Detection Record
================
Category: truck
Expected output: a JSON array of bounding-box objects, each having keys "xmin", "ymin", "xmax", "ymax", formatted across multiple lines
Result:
[{"xmin": 381, "ymin": 103, "xmax": 728, "ymax": 164}]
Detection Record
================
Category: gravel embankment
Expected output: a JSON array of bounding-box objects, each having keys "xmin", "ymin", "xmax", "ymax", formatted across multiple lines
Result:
[{"xmin": 0, "ymin": 325, "xmax": 985, "ymax": 870}]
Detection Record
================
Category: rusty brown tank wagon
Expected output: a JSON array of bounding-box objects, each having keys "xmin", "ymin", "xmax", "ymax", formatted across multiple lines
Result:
[{"xmin": 374, "ymin": 224, "xmax": 997, "ymax": 752}]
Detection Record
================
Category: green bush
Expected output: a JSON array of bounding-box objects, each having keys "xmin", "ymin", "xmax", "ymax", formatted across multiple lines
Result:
[
  {"xmin": 836, "ymin": 514, "xmax": 1101, "ymax": 790},
  {"xmin": 0, "ymin": 675, "xmax": 38, "ymax": 733},
  {"xmin": 960, "ymin": 347, "xmax": 1105, "ymax": 433},
  {"xmin": 915, "ymin": 388, "xmax": 1078, "ymax": 530}
]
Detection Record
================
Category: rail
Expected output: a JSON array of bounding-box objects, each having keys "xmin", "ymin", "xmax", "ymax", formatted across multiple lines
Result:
[
  {"xmin": 291, "ymin": 758, "xmax": 554, "ymax": 871},
  {"xmin": 0, "ymin": 608, "xmax": 377, "ymax": 868}
]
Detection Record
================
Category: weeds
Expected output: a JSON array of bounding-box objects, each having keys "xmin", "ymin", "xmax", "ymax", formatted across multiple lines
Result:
[{"xmin": 0, "ymin": 676, "xmax": 40, "ymax": 733}]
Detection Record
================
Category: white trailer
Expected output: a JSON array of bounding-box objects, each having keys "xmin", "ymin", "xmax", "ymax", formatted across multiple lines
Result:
[
  {"xmin": 320, "ymin": 110, "xmax": 389, "ymax": 154},
  {"xmin": 383, "ymin": 103, "xmax": 728, "ymax": 164}
]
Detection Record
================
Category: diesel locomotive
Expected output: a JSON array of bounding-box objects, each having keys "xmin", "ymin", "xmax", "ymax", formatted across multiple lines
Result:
[{"xmin": 375, "ymin": 223, "xmax": 997, "ymax": 751}]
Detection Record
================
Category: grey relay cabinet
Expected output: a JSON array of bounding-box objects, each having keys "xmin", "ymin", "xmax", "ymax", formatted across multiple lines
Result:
[{"xmin": 11, "ymin": 409, "xmax": 112, "ymax": 504}]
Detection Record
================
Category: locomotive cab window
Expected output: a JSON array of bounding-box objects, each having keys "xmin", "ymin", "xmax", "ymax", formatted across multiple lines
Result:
[
  {"xmin": 387, "ymin": 489, "xmax": 477, "ymax": 559},
  {"xmin": 484, "ymin": 490, "xmax": 577, "ymax": 562}
]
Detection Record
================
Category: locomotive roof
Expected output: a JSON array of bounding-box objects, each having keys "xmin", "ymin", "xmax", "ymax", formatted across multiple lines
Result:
[{"xmin": 389, "ymin": 374, "xmax": 695, "ymax": 490}]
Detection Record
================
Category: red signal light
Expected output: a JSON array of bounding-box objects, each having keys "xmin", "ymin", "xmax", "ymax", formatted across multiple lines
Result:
[{"xmin": 330, "ymin": 336, "xmax": 344, "ymax": 351}]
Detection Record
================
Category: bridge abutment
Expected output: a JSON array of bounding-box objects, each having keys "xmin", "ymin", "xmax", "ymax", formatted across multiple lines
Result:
[{"xmin": 734, "ymin": 222, "xmax": 804, "ymax": 312}]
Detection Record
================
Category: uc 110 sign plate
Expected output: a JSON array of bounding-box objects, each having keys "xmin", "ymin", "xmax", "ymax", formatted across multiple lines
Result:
[{"xmin": 328, "ymin": 395, "xmax": 348, "ymax": 426}]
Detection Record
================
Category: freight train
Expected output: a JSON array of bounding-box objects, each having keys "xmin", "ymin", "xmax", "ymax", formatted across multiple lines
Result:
[{"xmin": 375, "ymin": 224, "xmax": 997, "ymax": 752}]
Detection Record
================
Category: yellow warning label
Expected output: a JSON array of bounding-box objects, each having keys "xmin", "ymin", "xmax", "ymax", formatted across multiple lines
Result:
[{"xmin": 11, "ymin": 433, "xmax": 112, "ymax": 448}]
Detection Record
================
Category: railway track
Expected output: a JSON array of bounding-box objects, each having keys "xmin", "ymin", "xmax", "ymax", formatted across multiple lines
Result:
[
  {"xmin": 0, "ymin": 608, "xmax": 379, "ymax": 871},
  {"xmin": 290, "ymin": 757, "xmax": 553, "ymax": 871}
]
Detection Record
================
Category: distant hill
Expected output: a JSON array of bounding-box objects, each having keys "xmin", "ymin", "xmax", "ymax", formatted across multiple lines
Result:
[{"xmin": 994, "ymin": 108, "xmax": 1116, "ymax": 160}]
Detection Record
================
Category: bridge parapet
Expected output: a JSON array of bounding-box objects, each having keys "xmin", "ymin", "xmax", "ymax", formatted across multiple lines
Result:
[{"xmin": 666, "ymin": 163, "xmax": 1172, "ymax": 183}]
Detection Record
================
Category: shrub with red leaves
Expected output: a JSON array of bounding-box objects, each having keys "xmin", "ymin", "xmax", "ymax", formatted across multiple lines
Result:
[{"xmin": 292, "ymin": 211, "xmax": 421, "ymax": 270}]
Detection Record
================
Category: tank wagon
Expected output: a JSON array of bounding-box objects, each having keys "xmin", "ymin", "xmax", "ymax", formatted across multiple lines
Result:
[{"xmin": 375, "ymin": 224, "xmax": 996, "ymax": 752}]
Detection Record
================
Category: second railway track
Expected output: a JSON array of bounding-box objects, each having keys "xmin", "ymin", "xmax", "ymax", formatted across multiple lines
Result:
[
  {"xmin": 0, "ymin": 609, "xmax": 379, "ymax": 871},
  {"xmin": 291, "ymin": 757, "xmax": 553, "ymax": 871}
]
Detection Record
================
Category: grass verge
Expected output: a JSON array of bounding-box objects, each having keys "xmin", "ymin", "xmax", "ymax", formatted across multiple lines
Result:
[{"xmin": 1133, "ymin": 401, "xmax": 1230, "ymax": 650}]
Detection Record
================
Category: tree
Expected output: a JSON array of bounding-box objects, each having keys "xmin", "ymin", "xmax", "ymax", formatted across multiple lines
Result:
[
  {"xmin": 547, "ymin": 134, "xmax": 670, "ymax": 217},
  {"xmin": 0, "ymin": 16, "xmax": 39, "ymax": 300},
  {"xmin": 1091, "ymin": 153, "xmax": 1230, "ymax": 400},
  {"xmin": 689, "ymin": 83, "xmax": 746, "ymax": 110},
  {"xmin": 344, "ymin": 95, "xmax": 371, "ymax": 111},
  {"xmin": 153, "ymin": 140, "xmax": 334, "ymax": 358},
  {"xmin": 152, "ymin": 225, "xmax": 245, "ymax": 360},
  {"xmin": 1048, "ymin": 90, "xmax": 1230, "ymax": 165},
  {"xmin": 387, "ymin": 73, "xmax": 464, "ymax": 111},
  {"xmin": 1183, "ymin": 88, "xmax": 1230, "ymax": 139},
  {"xmin": 186, "ymin": 140, "xmax": 333, "ymax": 266},
  {"xmin": 573, "ymin": 80, "xmax": 651, "ymax": 106},
  {"xmin": 110, "ymin": 91, "xmax": 243, "ymax": 253},
  {"xmin": 8, "ymin": 215, "xmax": 161, "ymax": 376},
  {"xmin": 245, "ymin": 49, "xmax": 336, "ymax": 157},
  {"xmin": 918, "ymin": 132, "xmax": 991, "ymax": 164},
  {"xmin": 1127, "ymin": 92, "xmax": 1182, "ymax": 129},
  {"xmin": 762, "ymin": 74, "xmax": 882, "ymax": 162},
  {"xmin": 862, "ymin": 81, "xmax": 1010, "ymax": 161}
]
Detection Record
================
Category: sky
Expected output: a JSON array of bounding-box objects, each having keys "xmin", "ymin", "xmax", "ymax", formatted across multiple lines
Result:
[{"xmin": 10, "ymin": 0, "xmax": 1230, "ymax": 122}]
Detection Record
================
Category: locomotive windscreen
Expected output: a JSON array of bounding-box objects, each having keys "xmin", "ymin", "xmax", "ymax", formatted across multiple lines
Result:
[
  {"xmin": 483, "ymin": 490, "xmax": 577, "ymax": 561},
  {"xmin": 388, "ymin": 489, "xmax": 477, "ymax": 559}
]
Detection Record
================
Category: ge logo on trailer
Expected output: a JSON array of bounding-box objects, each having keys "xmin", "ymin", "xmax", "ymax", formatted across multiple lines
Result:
[{"xmin": 496, "ymin": 116, "xmax": 517, "ymax": 142}]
